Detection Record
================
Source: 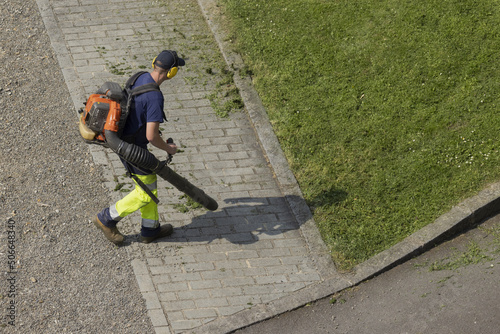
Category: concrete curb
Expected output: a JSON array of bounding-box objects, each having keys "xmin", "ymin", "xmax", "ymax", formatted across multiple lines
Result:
[
  {"xmin": 193, "ymin": 1, "xmax": 500, "ymax": 332},
  {"xmin": 351, "ymin": 182, "xmax": 500, "ymax": 283}
]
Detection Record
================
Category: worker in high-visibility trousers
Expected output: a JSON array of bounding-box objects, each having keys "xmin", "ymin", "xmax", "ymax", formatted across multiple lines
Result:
[{"xmin": 93, "ymin": 50, "xmax": 185, "ymax": 245}]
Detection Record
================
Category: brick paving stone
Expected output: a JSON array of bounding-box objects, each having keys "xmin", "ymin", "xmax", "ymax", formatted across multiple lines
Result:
[
  {"xmin": 148, "ymin": 309, "xmax": 169, "ymax": 327},
  {"xmin": 195, "ymin": 297, "xmax": 230, "ymax": 308},
  {"xmin": 154, "ymin": 327, "xmax": 172, "ymax": 334},
  {"xmin": 38, "ymin": 0, "xmax": 336, "ymax": 332}
]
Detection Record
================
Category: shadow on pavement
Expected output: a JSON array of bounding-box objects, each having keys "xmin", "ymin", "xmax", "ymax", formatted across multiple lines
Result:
[{"xmin": 121, "ymin": 195, "xmax": 308, "ymax": 245}]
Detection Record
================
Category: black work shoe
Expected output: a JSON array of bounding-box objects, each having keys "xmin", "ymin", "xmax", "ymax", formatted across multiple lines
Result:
[
  {"xmin": 140, "ymin": 224, "xmax": 174, "ymax": 244},
  {"xmin": 92, "ymin": 216, "xmax": 124, "ymax": 245}
]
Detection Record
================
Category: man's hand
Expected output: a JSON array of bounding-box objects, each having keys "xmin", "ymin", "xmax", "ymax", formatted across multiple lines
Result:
[{"xmin": 146, "ymin": 122, "xmax": 177, "ymax": 155}]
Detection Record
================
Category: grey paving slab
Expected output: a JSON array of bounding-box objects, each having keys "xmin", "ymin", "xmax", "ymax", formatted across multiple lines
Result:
[{"xmin": 35, "ymin": 0, "xmax": 338, "ymax": 332}]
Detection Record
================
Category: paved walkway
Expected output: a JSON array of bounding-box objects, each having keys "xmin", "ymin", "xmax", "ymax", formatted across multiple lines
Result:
[{"xmin": 35, "ymin": 0, "xmax": 340, "ymax": 333}]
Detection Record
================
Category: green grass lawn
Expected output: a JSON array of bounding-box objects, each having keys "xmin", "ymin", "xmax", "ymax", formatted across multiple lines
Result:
[{"xmin": 218, "ymin": 0, "xmax": 500, "ymax": 270}]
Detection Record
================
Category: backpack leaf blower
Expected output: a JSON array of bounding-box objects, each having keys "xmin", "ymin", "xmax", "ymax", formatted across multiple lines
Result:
[{"xmin": 78, "ymin": 72, "xmax": 218, "ymax": 211}]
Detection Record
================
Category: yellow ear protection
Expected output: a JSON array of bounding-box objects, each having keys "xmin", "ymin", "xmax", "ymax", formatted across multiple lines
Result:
[
  {"xmin": 167, "ymin": 66, "xmax": 178, "ymax": 79},
  {"xmin": 152, "ymin": 51, "xmax": 178, "ymax": 79}
]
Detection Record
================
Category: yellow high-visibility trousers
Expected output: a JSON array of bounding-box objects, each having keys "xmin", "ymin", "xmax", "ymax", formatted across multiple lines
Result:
[{"xmin": 111, "ymin": 173, "xmax": 159, "ymax": 230}]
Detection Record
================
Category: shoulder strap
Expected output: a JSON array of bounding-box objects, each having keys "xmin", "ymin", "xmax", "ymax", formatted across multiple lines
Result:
[
  {"xmin": 125, "ymin": 71, "xmax": 161, "ymax": 98},
  {"xmin": 124, "ymin": 71, "xmax": 148, "ymax": 89},
  {"xmin": 118, "ymin": 72, "xmax": 164, "ymax": 139},
  {"xmin": 130, "ymin": 82, "xmax": 160, "ymax": 96}
]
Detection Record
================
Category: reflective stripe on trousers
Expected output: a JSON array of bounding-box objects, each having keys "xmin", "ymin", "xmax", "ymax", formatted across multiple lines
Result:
[{"xmin": 112, "ymin": 173, "xmax": 159, "ymax": 229}]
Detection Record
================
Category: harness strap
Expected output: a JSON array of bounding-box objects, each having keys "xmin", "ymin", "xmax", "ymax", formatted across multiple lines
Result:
[
  {"xmin": 119, "ymin": 72, "xmax": 164, "ymax": 141},
  {"xmin": 129, "ymin": 174, "xmax": 160, "ymax": 205},
  {"xmin": 123, "ymin": 162, "xmax": 160, "ymax": 204}
]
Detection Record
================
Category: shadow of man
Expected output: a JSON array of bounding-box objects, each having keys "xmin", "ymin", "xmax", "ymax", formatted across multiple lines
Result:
[{"xmin": 159, "ymin": 195, "xmax": 307, "ymax": 245}]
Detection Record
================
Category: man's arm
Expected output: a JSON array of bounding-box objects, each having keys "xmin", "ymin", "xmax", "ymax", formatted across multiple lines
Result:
[{"xmin": 146, "ymin": 122, "xmax": 177, "ymax": 155}]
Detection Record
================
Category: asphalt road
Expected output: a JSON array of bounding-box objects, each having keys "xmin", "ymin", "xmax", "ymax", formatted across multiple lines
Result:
[{"xmin": 235, "ymin": 214, "xmax": 500, "ymax": 334}]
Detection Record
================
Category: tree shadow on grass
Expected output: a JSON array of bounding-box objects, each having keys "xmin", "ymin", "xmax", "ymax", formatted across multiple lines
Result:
[{"xmin": 305, "ymin": 188, "xmax": 349, "ymax": 214}]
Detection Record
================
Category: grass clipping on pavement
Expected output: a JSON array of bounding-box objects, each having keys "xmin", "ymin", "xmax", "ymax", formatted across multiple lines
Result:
[{"xmin": 219, "ymin": 0, "xmax": 500, "ymax": 270}]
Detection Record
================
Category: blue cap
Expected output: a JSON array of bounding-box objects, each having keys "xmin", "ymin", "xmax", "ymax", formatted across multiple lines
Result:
[{"xmin": 154, "ymin": 50, "xmax": 185, "ymax": 69}]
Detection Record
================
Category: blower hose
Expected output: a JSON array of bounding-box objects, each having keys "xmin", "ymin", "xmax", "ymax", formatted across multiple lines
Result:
[{"xmin": 105, "ymin": 130, "xmax": 218, "ymax": 211}]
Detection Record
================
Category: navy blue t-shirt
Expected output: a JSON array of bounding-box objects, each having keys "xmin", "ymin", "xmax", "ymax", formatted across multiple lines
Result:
[
  {"xmin": 122, "ymin": 72, "xmax": 165, "ymax": 149},
  {"xmin": 121, "ymin": 72, "xmax": 165, "ymax": 175}
]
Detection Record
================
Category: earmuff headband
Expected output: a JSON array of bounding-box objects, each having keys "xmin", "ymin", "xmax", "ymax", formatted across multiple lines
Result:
[{"xmin": 152, "ymin": 51, "xmax": 178, "ymax": 79}]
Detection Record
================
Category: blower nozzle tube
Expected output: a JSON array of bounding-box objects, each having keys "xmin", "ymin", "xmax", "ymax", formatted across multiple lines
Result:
[{"xmin": 105, "ymin": 130, "xmax": 218, "ymax": 211}]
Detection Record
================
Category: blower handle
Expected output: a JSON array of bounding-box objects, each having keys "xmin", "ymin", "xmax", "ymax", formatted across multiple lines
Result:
[{"xmin": 166, "ymin": 137, "xmax": 174, "ymax": 164}]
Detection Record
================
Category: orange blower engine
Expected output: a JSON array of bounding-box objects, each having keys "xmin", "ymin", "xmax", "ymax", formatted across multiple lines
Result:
[{"xmin": 79, "ymin": 88, "xmax": 123, "ymax": 145}]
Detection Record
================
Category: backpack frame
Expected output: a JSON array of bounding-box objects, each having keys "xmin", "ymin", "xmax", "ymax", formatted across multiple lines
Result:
[{"xmin": 79, "ymin": 71, "xmax": 161, "ymax": 146}]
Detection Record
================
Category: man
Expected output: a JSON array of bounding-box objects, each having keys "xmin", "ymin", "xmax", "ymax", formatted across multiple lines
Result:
[{"xmin": 93, "ymin": 50, "xmax": 185, "ymax": 245}]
